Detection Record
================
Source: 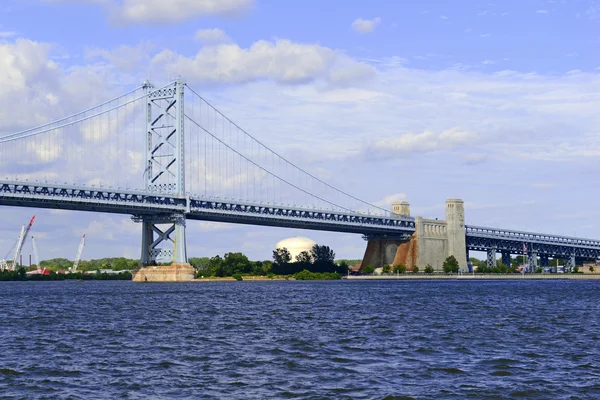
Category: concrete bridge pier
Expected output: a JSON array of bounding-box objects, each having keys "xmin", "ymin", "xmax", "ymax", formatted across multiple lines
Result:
[
  {"xmin": 133, "ymin": 214, "xmax": 194, "ymax": 282},
  {"xmin": 361, "ymin": 235, "xmax": 409, "ymax": 268},
  {"xmin": 501, "ymin": 251, "xmax": 511, "ymax": 268}
]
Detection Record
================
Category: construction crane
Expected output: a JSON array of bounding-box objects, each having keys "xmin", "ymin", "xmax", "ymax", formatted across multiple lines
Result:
[
  {"xmin": 71, "ymin": 234, "xmax": 86, "ymax": 273},
  {"xmin": 0, "ymin": 216, "xmax": 35, "ymax": 271},
  {"xmin": 31, "ymin": 236, "xmax": 41, "ymax": 269}
]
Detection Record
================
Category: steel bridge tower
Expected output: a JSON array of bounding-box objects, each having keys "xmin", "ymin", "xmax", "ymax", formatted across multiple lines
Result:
[{"xmin": 137, "ymin": 79, "xmax": 188, "ymax": 266}]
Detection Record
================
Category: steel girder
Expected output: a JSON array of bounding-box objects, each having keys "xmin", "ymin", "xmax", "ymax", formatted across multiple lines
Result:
[
  {"xmin": 0, "ymin": 181, "xmax": 416, "ymax": 236},
  {"xmin": 466, "ymin": 225, "xmax": 600, "ymax": 261}
]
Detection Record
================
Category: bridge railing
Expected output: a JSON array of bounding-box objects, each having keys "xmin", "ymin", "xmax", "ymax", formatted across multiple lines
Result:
[{"xmin": 465, "ymin": 225, "xmax": 600, "ymax": 249}]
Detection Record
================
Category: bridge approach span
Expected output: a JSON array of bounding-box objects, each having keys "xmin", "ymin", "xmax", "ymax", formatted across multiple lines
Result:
[{"xmin": 0, "ymin": 180, "xmax": 416, "ymax": 236}]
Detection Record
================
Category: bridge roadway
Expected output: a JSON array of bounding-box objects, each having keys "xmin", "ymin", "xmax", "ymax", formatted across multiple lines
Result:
[
  {"xmin": 0, "ymin": 180, "xmax": 415, "ymax": 236},
  {"xmin": 466, "ymin": 225, "xmax": 600, "ymax": 261},
  {"xmin": 2, "ymin": 180, "xmax": 599, "ymax": 260}
]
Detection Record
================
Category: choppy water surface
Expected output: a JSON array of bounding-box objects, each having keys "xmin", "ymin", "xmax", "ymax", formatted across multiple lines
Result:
[{"xmin": 1, "ymin": 280, "xmax": 599, "ymax": 399}]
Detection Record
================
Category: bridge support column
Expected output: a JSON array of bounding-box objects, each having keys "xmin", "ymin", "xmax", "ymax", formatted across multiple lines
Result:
[
  {"xmin": 133, "ymin": 214, "xmax": 194, "ymax": 282},
  {"xmin": 567, "ymin": 255, "xmax": 576, "ymax": 272},
  {"xmin": 361, "ymin": 234, "xmax": 411, "ymax": 269},
  {"xmin": 487, "ymin": 247, "xmax": 496, "ymax": 269},
  {"xmin": 540, "ymin": 255, "xmax": 549, "ymax": 270},
  {"xmin": 528, "ymin": 251, "xmax": 538, "ymax": 273},
  {"xmin": 501, "ymin": 251, "xmax": 511, "ymax": 268}
]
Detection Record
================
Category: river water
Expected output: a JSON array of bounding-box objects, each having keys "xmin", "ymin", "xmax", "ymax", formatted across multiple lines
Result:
[{"xmin": 0, "ymin": 280, "xmax": 599, "ymax": 399}]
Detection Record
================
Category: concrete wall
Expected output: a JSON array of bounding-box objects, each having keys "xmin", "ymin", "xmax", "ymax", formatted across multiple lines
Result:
[
  {"xmin": 361, "ymin": 198, "xmax": 469, "ymax": 272},
  {"xmin": 445, "ymin": 199, "xmax": 467, "ymax": 270},
  {"xmin": 416, "ymin": 217, "xmax": 449, "ymax": 270}
]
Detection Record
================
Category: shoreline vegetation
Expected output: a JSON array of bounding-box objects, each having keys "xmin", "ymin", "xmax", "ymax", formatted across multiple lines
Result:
[
  {"xmin": 0, "ymin": 270, "xmax": 132, "ymax": 281},
  {"xmin": 2, "ymin": 248, "xmax": 595, "ymax": 282}
]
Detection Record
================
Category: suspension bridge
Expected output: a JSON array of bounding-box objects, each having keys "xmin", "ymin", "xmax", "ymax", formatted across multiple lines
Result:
[{"xmin": 0, "ymin": 78, "xmax": 598, "ymax": 280}]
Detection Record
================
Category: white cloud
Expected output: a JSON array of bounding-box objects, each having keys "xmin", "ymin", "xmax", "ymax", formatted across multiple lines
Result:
[
  {"xmin": 152, "ymin": 39, "xmax": 373, "ymax": 86},
  {"xmin": 351, "ymin": 17, "xmax": 381, "ymax": 33},
  {"xmin": 86, "ymin": 42, "xmax": 153, "ymax": 72},
  {"xmin": 42, "ymin": 0, "xmax": 253, "ymax": 23},
  {"xmin": 440, "ymin": 15, "xmax": 448, "ymax": 20},
  {"xmin": 586, "ymin": 3, "xmax": 600, "ymax": 19},
  {"xmin": 374, "ymin": 193, "xmax": 407, "ymax": 207},
  {"xmin": 536, "ymin": 10, "xmax": 549, "ymax": 14},
  {"xmin": 365, "ymin": 128, "xmax": 478, "ymax": 158},
  {"xmin": 0, "ymin": 31, "xmax": 17, "ymax": 38},
  {"xmin": 194, "ymin": 28, "xmax": 231, "ymax": 45},
  {"xmin": 463, "ymin": 153, "xmax": 487, "ymax": 165}
]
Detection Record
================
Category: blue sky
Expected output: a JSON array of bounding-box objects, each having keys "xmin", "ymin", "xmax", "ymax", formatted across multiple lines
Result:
[{"xmin": 0, "ymin": 0, "xmax": 599, "ymax": 263}]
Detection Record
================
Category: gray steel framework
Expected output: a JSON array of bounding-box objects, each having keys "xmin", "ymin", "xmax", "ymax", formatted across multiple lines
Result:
[
  {"xmin": 141, "ymin": 80, "xmax": 187, "ymax": 265},
  {"xmin": 465, "ymin": 225, "xmax": 600, "ymax": 262},
  {"xmin": 0, "ymin": 181, "xmax": 416, "ymax": 236}
]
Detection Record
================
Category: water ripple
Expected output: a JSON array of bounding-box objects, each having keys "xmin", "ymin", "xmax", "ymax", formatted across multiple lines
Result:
[{"xmin": 1, "ymin": 280, "xmax": 599, "ymax": 398}]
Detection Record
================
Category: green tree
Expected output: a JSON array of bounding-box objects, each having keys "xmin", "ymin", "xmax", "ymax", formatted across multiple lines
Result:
[
  {"xmin": 207, "ymin": 255, "xmax": 224, "ymax": 277},
  {"xmin": 362, "ymin": 265, "xmax": 375, "ymax": 274},
  {"xmin": 273, "ymin": 248, "xmax": 292, "ymax": 265},
  {"xmin": 295, "ymin": 251, "xmax": 312, "ymax": 264},
  {"xmin": 382, "ymin": 265, "xmax": 391, "ymax": 274},
  {"xmin": 573, "ymin": 265, "xmax": 579, "ymax": 273},
  {"xmin": 496, "ymin": 261, "xmax": 508, "ymax": 274},
  {"xmin": 443, "ymin": 255, "xmax": 459, "ymax": 273},
  {"xmin": 222, "ymin": 252, "xmax": 253, "ymax": 275},
  {"xmin": 189, "ymin": 257, "xmax": 211, "ymax": 273},
  {"xmin": 113, "ymin": 258, "xmax": 129, "ymax": 271},
  {"xmin": 337, "ymin": 261, "xmax": 349, "ymax": 275},
  {"xmin": 412, "ymin": 266, "xmax": 419, "ymax": 273},
  {"xmin": 424, "ymin": 264, "xmax": 434, "ymax": 274},
  {"xmin": 311, "ymin": 244, "xmax": 335, "ymax": 264}
]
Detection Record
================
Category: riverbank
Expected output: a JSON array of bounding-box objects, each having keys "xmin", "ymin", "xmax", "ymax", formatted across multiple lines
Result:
[
  {"xmin": 346, "ymin": 273, "xmax": 600, "ymax": 280},
  {"xmin": 193, "ymin": 276, "xmax": 295, "ymax": 282}
]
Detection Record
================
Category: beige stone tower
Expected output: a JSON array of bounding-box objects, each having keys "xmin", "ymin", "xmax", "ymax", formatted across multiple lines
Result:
[
  {"xmin": 445, "ymin": 199, "xmax": 467, "ymax": 270},
  {"xmin": 392, "ymin": 201, "xmax": 410, "ymax": 217}
]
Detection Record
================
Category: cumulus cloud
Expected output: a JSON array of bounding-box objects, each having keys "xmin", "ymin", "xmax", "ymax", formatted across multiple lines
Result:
[
  {"xmin": 42, "ymin": 0, "xmax": 253, "ymax": 23},
  {"xmin": 351, "ymin": 17, "xmax": 381, "ymax": 33},
  {"xmin": 152, "ymin": 39, "xmax": 373, "ymax": 86},
  {"xmin": 194, "ymin": 28, "xmax": 231, "ymax": 45},
  {"xmin": 86, "ymin": 42, "xmax": 153, "ymax": 72},
  {"xmin": 365, "ymin": 128, "xmax": 478, "ymax": 158},
  {"xmin": 374, "ymin": 193, "xmax": 407, "ymax": 207}
]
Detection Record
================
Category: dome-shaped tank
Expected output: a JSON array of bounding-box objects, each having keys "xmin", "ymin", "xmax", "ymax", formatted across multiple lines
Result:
[{"xmin": 275, "ymin": 237, "xmax": 317, "ymax": 261}]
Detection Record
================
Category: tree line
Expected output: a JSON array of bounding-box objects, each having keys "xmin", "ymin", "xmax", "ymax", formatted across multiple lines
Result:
[{"xmin": 192, "ymin": 244, "xmax": 345, "ymax": 278}]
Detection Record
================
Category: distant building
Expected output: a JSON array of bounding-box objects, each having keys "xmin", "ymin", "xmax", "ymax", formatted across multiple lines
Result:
[{"xmin": 275, "ymin": 237, "xmax": 317, "ymax": 261}]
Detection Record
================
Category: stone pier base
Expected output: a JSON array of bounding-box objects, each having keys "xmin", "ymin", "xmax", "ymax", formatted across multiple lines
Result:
[
  {"xmin": 361, "ymin": 239, "xmax": 404, "ymax": 268},
  {"xmin": 132, "ymin": 264, "xmax": 195, "ymax": 282}
]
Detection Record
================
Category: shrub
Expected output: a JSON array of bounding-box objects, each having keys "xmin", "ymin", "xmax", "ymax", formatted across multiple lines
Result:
[
  {"xmin": 232, "ymin": 273, "xmax": 243, "ymax": 281},
  {"xmin": 362, "ymin": 265, "xmax": 375, "ymax": 274},
  {"xmin": 382, "ymin": 265, "xmax": 391, "ymax": 274},
  {"xmin": 424, "ymin": 264, "xmax": 434, "ymax": 274},
  {"xmin": 412, "ymin": 266, "xmax": 419, "ymax": 273},
  {"xmin": 443, "ymin": 256, "xmax": 459, "ymax": 273},
  {"xmin": 393, "ymin": 264, "xmax": 407, "ymax": 274}
]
